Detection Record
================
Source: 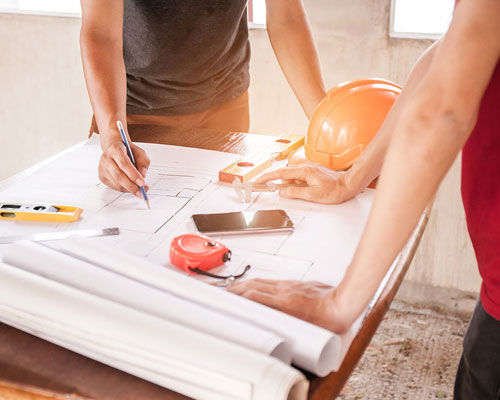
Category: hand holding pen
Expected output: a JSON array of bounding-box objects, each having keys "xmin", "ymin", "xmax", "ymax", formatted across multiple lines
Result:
[
  {"xmin": 116, "ymin": 121, "xmax": 150, "ymax": 209},
  {"xmin": 96, "ymin": 120, "xmax": 151, "ymax": 206}
]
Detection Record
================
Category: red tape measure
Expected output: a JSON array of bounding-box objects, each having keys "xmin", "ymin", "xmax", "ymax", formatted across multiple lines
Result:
[
  {"xmin": 170, "ymin": 234, "xmax": 251, "ymax": 281},
  {"xmin": 170, "ymin": 234, "xmax": 232, "ymax": 274}
]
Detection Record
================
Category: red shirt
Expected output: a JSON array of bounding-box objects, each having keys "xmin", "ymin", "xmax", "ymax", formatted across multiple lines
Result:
[
  {"xmin": 455, "ymin": 0, "xmax": 500, "ymax": 320},
  {"xmin": 461, "ymin": 57, "xmax": 500, "ymax": 320}
]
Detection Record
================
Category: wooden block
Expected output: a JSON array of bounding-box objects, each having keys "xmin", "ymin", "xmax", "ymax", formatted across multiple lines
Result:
[{"xmin": 219, "ymin": 134, "xmax": 305, "ymax": 183}]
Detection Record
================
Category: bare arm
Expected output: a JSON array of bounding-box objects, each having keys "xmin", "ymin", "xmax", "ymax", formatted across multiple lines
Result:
[
  {"xmin": 80, "ymin": 0, "xmax": 126, "ymax": 149},
  {"xmin": 256, "ymin": 40, "xmax": 441, "ymax": 203},
  {"xmin": 80, "ymin": 0, "xmax": 149, "ymax": 195},
  {"xmin": 333, "ymin": 0, "xmax": 500, "ymax": 330},
  {"xmin": 230, "ymin": 0, "xmax": 500, "ymax": 333},
  {"xmin": 345, "ymin": 40, "xmax": 441, "ymax": 195},
  {"xmin": 265, "ymin": 0, "xmax": 326, "ymax": 119}
]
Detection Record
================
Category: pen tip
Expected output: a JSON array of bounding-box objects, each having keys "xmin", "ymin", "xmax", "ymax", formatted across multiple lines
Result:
[{"xmin": 146, "ymin": 200, "xmax": 151, "ymax": 210}]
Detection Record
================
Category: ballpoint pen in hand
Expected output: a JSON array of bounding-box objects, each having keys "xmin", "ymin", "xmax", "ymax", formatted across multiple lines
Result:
[{"xmin": 116, "ymin": 120, "xmax": 150, "ymax": 209}]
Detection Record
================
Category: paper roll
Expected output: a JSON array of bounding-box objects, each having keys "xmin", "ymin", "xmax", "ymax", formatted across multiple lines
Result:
[
  {"xmin": 3, "ymin": 241, "xmax": 290, "ymax": 363},
  {"xmin": 0, "ymin": 262, "xmax": 308, "ymax": 400},
  {"xmin": 60, "ymin": 237, "xmax": 342, "ymax": 376}
]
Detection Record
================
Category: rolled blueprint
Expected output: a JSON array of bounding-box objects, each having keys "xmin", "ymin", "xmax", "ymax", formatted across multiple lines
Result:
[
  {"xmin": 0, "ymin": 262, "xmax": 308, "ymax": 400},
  {"xmin": 59, "ymin": 236, "xmax": 343, "ymax": 376},
  {"xmin": 3, "ymin": 241, "xmax": 291, "ymax": 363}
]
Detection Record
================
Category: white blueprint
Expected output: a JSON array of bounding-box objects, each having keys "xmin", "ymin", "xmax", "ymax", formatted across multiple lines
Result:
[
  {"xmin": 0, "ymin": 135, "xmax": 376, "ymax": 375},
  {"xmin": 0, "ymin": 135, "xmax": 374, "ymax": 290}
]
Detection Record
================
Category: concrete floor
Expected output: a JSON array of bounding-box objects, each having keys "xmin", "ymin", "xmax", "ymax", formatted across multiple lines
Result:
[{"xmin": 339, "ymin": 301, "xmax": 471, "ymax": 400}]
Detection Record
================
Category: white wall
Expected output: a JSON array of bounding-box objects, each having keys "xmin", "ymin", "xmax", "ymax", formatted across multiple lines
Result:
[
  {"xmin": 0, "ymin": 13, "xmax": 91, "ymax": 181},
  {"xmin": 0, "ymin": 0, "xmax": 481, "ymax": 293}
]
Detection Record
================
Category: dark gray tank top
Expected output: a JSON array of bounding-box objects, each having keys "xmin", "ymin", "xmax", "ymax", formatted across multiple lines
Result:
[{"xmin": 123, "ymin": 0, "xmax": 250, "ymax": 116}]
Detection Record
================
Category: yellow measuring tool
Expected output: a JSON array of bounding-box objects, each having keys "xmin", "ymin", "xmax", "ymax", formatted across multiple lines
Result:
[
  {"xmin": 0, "ymin": 203, "xmax": 83, "ymax": 223},
  {"xmin": 219, "ymin": 133, "xmax": 305, "ymax": 183}
]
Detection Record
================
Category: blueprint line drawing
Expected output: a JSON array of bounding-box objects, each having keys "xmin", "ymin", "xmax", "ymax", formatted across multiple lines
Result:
[
  {"xmin": 0, "ymin": 136, "xmax": 375, "ymax": 288},
  {"xmin": 0, "ymin": 135, "xmax": 386, "ymax": 377}
]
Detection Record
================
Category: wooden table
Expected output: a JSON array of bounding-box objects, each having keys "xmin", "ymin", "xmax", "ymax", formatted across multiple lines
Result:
[{"xmin": 0, "ymin": 126, "xmax": 429, "ymax": 400}]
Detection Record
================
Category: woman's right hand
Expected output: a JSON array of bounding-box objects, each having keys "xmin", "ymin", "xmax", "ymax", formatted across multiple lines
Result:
[{"xmin": 98, "ymin": 139, "xmax": 150, "ymax": 197}]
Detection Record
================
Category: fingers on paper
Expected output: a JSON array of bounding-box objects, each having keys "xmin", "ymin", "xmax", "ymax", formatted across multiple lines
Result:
[
  {"xmin": 256, "ymin": 167, "xmax": 309, "ymax": 185},
  {"xmin": 280, "ymin": 181, "xmax": 343, "ymax": 204},
  {"xmin": 255, "ymin": 169, "xmax": 284, "ymax": 183},
  {"xmin": 113, "ymin": 145, "xmax": 146, "ymax": 187},
  {"xmin": 279, "ymin": 186, "xmax": 317, "ymax": 201},
  {"xmin": 228, "ymin": 279, "xmax": 337, "ymax": 323}
]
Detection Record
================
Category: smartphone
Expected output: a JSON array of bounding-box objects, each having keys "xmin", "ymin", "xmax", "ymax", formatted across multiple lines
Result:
[{"xmin": 192, "ymin": 209, "xmax": 294, "ymax": 235}]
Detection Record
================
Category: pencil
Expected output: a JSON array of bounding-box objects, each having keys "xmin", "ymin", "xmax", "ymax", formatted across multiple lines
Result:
[{"xmin": 116, "ymin": 120, "xmax": 150, "ymax": 209}]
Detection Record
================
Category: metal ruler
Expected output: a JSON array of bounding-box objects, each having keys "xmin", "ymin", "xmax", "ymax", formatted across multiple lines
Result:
[{"xmin": 0, "ymin": 227, "xmax": 120, "ymax": 245}]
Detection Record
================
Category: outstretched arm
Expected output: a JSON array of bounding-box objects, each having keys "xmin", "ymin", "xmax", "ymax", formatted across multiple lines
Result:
[{"xmin": 230, "ymin": 0, "xmax": 500, "ymax": 333}]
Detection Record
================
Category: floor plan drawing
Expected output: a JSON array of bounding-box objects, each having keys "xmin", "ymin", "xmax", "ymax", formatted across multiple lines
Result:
[
  {"xmin": 0, "ymin": 136, "xmax": 384, "ymax": 381},
  {"xmin": 0, "ymin": 136, "xmax": 375, "ymax": 289}
]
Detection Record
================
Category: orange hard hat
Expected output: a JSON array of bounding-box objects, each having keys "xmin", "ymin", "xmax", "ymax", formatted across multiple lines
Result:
[{"xmin": 289, "ymin": 79, "xmax": 401, "ymax": 170}]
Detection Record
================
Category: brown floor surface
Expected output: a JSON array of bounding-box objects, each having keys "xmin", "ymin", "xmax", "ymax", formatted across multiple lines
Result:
[{"xmin": 339, "ymin": 301, "xmax": 470, "ymax": 400}]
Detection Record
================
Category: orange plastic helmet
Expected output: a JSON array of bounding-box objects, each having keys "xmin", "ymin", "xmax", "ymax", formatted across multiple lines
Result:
[{"xmin": 290, "ymin": 79, "xmax": 401, "ymax": 170}]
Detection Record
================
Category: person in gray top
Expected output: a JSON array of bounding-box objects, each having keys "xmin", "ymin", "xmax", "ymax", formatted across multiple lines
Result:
[{"xmin": 80, "ymin": 0, "xmax": 326, "ymax": 196}]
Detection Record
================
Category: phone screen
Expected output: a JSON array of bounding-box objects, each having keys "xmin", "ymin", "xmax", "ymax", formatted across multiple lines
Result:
[{"xmin": 192, "ymin": 209, "xmax": 293, "ymax": 235}]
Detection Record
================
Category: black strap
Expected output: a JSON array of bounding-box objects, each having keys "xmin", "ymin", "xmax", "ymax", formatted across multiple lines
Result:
[{"xmin": 188, "ymin": 265, "xmax": 251, "ymax": 280}]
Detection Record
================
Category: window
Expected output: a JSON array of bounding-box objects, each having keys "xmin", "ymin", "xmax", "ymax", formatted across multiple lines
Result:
[
  {"xmin": 390, "ymin": 0, "xmax": 454, "ymax": 39},
  {"xmin": 248, "ymin": 0, "xmax": 266, "ymax": 28},
  {"xmin": 0, "ymin": 0, "xmax": 81, "ymax": 16},
  {"xmin": 1, "ymin": 1, "xmax": 268, "ymax": 22}
]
